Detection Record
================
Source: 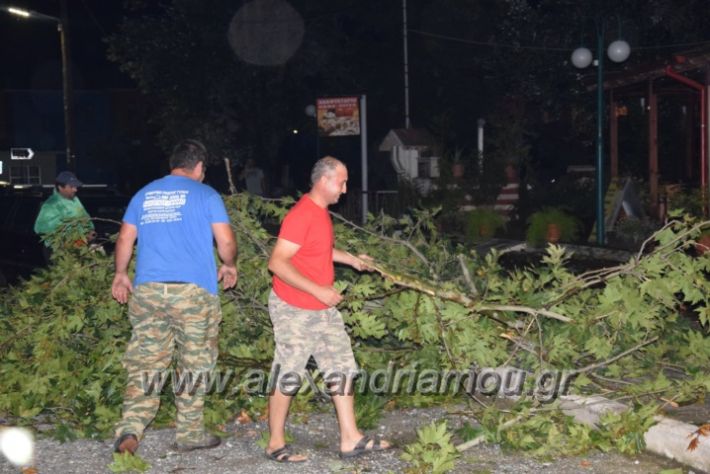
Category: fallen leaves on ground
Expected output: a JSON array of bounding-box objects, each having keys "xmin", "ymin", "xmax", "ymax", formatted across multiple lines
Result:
[{"xmin": 686, "ymin": 423, "xmax": 710, "ymax": 451}]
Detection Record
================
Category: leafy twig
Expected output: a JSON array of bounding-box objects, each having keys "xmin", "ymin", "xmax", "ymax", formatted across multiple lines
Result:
[
  {"xmin": 233, "ymin": 219, "xmax": 271, "ymax": 257},
  {"xmin": 91, "ymin": 217, "xmax": 122, "ymax": 226},
  {"xmin": 569, "ymin": 336, "xmax": 659, "ymax": 375},
  {"xmin": 476, "ymin": 304, "xmax": 571, "ymax": 323},
  {"xmin": 331, "ymin": 211, "xmax": 433, "ymax": 273},
  {"xmin": 433, "ymin": 299, "xmax": 458, "ymax": 369},
  {"xmin": 456, "ymin": 254, "xmax": 479, "ymax": 297},
  {"xmin": 456, "ymin": 414, "xmax": 524, "ymax": 452}
]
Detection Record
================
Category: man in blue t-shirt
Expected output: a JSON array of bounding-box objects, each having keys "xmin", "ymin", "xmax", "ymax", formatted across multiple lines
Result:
[{"xmin": 111, "ymin": 139, "xmax": 237, "ymax": 455}]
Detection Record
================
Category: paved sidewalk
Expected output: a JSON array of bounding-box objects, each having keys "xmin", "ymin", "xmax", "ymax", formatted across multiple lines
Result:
[{"xmin": 0, "ymin": 405, "xmax": 690, "ymax": 473}]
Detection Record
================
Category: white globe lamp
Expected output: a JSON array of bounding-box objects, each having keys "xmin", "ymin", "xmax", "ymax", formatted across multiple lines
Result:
[
  {"xmin": 571, "ymin": 47, "xmax": 593, "ymax": 68},
  {"xmin": 607, "ymin": 39, "xmax": 630, "ymax": 63}
]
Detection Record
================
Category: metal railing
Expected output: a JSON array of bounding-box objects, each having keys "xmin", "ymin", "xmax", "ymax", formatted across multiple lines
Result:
[{"xmin": 336, "ymin": 189, "xmax": 420, "ymax": 222}]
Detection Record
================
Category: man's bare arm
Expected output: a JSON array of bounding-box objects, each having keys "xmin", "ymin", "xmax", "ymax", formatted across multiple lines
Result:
[
  {"xmin": 212, "ymin": 222, "xmax": 238, "ymax": 289},
  {"xmin": 269, "ymin": 238, "xmax": 342, "ymax": 306},
  {"xmin": 333, "ymin": 248, "xmax": 374, "ymax": 271},
  {"xmin": 111, "ymin": 223, "xmax": 137, "ymax": 304}
]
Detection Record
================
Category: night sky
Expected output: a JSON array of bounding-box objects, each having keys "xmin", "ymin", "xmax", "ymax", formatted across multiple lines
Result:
[
  {"xmin": 1, "ymin": 1, "xmax": 131, "ymax": 90},
  {"xmin": 4, "ymin": 1, "xmax": 710, "ymax": 196}
]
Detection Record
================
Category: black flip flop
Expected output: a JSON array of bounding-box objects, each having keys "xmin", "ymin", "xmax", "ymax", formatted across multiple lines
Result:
[
  {"xmin": 339, "ymin": 435, "xmax": 389, "ymax": 459},
  {"xmin": 265, "ymin": 444, "xmax": 307, "ymax": 463}
]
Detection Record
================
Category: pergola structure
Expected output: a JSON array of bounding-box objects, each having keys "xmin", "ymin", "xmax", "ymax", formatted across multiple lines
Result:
[{"xmin": 592, "ymin": 46, "xmax": 710, "ymax": 214}]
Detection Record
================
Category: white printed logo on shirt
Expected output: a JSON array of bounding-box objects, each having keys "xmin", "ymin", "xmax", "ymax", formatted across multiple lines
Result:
[{"xmin": 140, "ymin": 190, "xmax": 188, "ymax": 224}]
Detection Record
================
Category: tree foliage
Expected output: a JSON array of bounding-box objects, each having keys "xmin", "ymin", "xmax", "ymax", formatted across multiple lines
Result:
[
  {"xmin": 106, "ymin": 0, "xmax": 408, "ymax": 165},
  {"xmin": 0, "ymin": 196, "xmax": 709, "ymax": 467}
]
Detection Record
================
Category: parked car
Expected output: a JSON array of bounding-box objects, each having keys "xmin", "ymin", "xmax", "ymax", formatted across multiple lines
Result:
[{"xmin": 0, "ymin": 184, "xmax": 128, "ymax": 286}]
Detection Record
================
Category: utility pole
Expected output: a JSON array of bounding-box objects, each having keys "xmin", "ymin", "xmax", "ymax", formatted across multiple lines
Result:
[
  {"xmin": 402, "ymin": 0, "xmax": 410, "ymax": 129},
  {"xmin": 59, "ymin": 0, "xmax": 75, "ymax": 171}
]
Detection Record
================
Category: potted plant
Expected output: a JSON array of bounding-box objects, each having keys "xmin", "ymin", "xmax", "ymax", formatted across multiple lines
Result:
[
  {"xmin": 608, "ymin": 216, "xmax": 656, "ymax": 250},
  {"xmin": 465, "ymin": 208, "xmax": 505, "ymax": 243},
  {"xmin": 450, "ymin": 149, "xmax": 465, "ymax": 179},
  {"xmin": 526, "ymin": 207, "xmax": 580, "ymax": 246}
]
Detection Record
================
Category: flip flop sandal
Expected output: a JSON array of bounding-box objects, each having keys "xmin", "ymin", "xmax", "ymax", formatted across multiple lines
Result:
[
  {"xmin": 265, "ymin": 444, "xmax": 307, "ymax": 463},
  {"xmin": 339, "ymin": 435, "xmax": 389, "ymax": 459}
]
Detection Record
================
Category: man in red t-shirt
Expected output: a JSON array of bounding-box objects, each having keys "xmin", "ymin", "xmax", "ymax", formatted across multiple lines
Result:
[{"xmin": 265, "ymin": 156, "xmax": 391, "ymax": 462}]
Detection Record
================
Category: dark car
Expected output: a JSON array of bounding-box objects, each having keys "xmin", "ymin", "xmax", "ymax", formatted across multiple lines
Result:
[{"xmin": 0, "ymin": 184, "xmax": 128, "ymax": 286}]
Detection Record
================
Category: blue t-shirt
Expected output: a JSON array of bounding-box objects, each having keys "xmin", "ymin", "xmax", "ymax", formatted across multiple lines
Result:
[{"xmin": 123, "ymin": 175, "xmax": 230, "ymax": 295}]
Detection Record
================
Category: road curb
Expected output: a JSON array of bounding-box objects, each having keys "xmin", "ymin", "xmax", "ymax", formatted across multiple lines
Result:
[{"xmin": 560, "ymin": 395, "xmax": 710, "ymax": 473}]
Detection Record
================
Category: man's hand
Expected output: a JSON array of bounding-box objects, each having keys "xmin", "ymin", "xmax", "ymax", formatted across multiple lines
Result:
[
  {"xmin": 350, "ymin": 253, "xmax": 375, "ymax": 272},
  {"xmin": 111, "ymin": 272, "xmax": 133, "ymax": 304},
  {"xmin": 314, "ymin": 285, "xmax": 343, "ymax": 307},
  {"xmin": 218, "ymin": 264, "xmax": 238, "ymax": 289}
]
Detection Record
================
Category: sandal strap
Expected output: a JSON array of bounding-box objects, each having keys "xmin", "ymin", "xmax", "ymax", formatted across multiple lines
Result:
[
  {"xmin": 270, "ymin": 445, "xmax": 290, "ymax": 460},
  {"xmin": 354, "ymin": 435, "xmax": 372, "ymax": 451}
]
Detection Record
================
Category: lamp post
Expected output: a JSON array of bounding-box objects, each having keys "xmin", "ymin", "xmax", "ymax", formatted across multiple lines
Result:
[
  {"xmin": 571, "ymin": 21, "xmax": 630, "ymax": 245},
  {"xmin": 4, "ymin": 3, "xmax": 75, "ymax": 171}
]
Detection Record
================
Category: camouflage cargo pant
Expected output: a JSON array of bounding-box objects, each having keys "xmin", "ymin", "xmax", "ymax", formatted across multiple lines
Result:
[
  {"xmin": 268, "ymin": 290, "xmax": 358, "ymax": 395},
  {"xmin": 114, "ymin": 282, "xmax": 222, "ymax": 443}
]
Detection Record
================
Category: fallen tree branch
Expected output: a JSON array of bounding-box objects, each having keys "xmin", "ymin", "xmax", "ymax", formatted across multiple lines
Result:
[
  {"xmin": 331, "ymin": 211, "xmax": 436, "ymax": 277},
  {"xmin": 569, "ymin": 336, "xmax": 659, "ymax": 375},
  {"xmin": 370, "ymin": 263, "xmax": 573, "ymax": 323},
  {"xmin": 224, "ymin": 157, "xmax": 237, "ymax": 195},
  {"xmin": 476, "ymin": 304, "xmax": 572, "ymax": 323},
  {"xmin": 550, "ymin": 220, "xmax": 710, "ymax": 306}
]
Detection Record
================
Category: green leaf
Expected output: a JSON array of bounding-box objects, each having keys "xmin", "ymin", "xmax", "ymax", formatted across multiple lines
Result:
[
  {"xmin": 108, "ymin": 452, "xmax": 151, "ymax": 473},
  {"xmin": 402, "ymin": 420, "xmax": 460, "ymax": 474}
]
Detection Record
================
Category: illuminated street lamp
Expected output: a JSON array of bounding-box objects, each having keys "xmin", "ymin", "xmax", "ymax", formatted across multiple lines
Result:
[
  {"xmin": 571, "ymin": 22, "xmax": 630, "ymax": 245},
  {"xmin": 3, "ymin": 4, "xmax": 76, "ymax": 171}
]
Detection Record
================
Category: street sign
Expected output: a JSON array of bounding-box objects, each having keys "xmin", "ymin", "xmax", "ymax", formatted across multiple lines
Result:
[{"xmin": 10, "ymin": 148, "xmax": 34, "ymax": 160}]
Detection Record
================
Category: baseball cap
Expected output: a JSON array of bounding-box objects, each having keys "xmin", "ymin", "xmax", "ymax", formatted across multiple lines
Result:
[{"xmin": 55, "ymin": 171, "xmax": 83, "ymax": 187}]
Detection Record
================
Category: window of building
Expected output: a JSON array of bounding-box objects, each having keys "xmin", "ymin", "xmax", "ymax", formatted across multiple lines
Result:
[{"xmin": 10, "ymin": 166, "xmax": 41, "ymax": 184}]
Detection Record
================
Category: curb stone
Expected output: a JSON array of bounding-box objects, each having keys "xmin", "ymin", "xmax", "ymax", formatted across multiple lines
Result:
[{"xmin": 560, "ymin": 395, "xmax": 710, "ymax": 473}]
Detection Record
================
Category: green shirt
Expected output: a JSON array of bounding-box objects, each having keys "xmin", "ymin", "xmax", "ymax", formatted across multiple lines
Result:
[{"xmin": 33, "ymin": 189, "xmax": 94, "ymax": 237}]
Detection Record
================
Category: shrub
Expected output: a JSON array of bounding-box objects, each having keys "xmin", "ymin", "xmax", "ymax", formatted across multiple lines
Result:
[
  {"xmin": 526, "ymin": 207, "xmax": 580, "ymax": 246},
  {"xmin": 464, "ymin": 208, "xmax": 506, "ymax": 243}
]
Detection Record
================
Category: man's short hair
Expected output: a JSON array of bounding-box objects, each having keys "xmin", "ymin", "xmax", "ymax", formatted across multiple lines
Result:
[
  {"xmin": 169, "ymin": 139, "xmax": 208, "ymax": 171},
  {"xmin": 310, "ymin": 156, "xmax": 344, "ymax": 186}
]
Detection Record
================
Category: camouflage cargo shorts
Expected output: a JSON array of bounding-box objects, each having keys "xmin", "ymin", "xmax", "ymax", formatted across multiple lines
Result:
[
  {"xmin": 268, "ymin": 290, "xmax": 358, "ymax": 394},
  {"xmin": 115, "ymin": 282, "xmax": 222, "ymax": 443}
]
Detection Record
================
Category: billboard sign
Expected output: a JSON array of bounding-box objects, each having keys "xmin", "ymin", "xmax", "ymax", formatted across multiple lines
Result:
[{"xmin": 316, "ymin": 97, "xmax": 360, "ymax": 137}]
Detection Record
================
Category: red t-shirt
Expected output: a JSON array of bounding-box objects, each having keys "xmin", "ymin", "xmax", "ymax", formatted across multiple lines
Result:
[{"xmin": 272, "ymin": 195, "xmax": 334, "ymax": 310}]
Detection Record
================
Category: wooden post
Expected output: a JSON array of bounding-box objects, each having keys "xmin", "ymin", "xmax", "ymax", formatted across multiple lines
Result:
[
  {"xmin": 685, "ymin": 98, "xmax": 694, "ymax": 181},
  {"xmin": 609, "ymin": 88, "xmax": 619, "ymax": 179}
]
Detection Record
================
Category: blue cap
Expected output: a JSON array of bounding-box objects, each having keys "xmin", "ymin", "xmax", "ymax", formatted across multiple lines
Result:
[{"xmin": 56, "ymin": 171, "xmax": 83, "ymax": 187}]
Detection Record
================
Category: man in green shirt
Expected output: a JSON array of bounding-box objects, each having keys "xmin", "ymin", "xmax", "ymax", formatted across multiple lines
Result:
[{"xmin": 34, "ymin": 171, "xmax": 95, "ymax": 251}]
